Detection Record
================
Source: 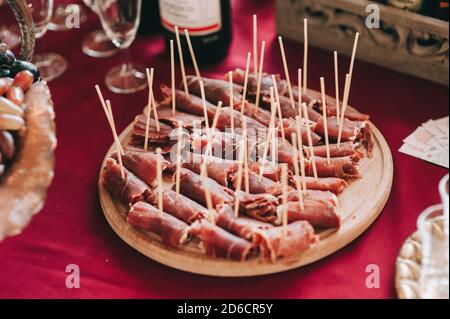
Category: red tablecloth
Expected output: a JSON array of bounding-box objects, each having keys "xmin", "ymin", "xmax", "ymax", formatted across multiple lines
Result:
[{"xmin": 0, "ymin": 0, "xmax": 448, "ymax": 299}]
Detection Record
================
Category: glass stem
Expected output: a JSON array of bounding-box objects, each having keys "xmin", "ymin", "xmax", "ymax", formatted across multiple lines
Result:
[{"xmin": 121, "ymin": 48, "xmax": 134, "ymax": 74}]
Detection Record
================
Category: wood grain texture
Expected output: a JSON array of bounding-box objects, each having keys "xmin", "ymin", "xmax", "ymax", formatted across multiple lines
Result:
[
  {"xmin": 276, "ymin": 0, "xmax": 449, "ymax": 86},
  {"xmin": 98, "ymin": 101, "xmax": 394, "ymax": 277}
]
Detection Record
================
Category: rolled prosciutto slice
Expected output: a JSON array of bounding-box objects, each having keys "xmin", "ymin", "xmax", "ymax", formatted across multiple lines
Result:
[
  {"xmin": 249, "ymin": 161, "xmax": 282, "ymax": 182},
  {"xmin": 190, "ymin": 220, "xmax": 253, "ymax": 261},
  {"xmin": 112, "ymin": 150, "xmax": 171, "ymax": 187},
  {"xmin": 215, "ymin": 204, "xmax": 272, "ymax": 241},
  {"xmin": 286, "ymin": 189, "xmax": 339, "ymax": 207},
  {"xmin": 185, "ymin": 76, "xmax": 243, "ymax": 107},
  {"xmin": 236, "ymin": 191, "xmax": 279, "ymax": 224},
  {"xmin": 315, "ymin": 102, "xmax": 370, "ymax": 122},
  {"xmin": 152, "ymin": 189, "xmax": 211, "ymax": 224},
  {"xmin": 283, "ymin": 119, "xmax": 321, "ymax": 146},
  {"xmin": 230, "ymin": 169, "xmax": 284, "ymax": 196},
  {"xmin": 305, "ymin": 155, "xmax": 361, "ymax": 179},
  {"xmin": 156, "ymin": 103, "xmax": 206, "ymax": 129},
  {"xmin": 132, "ymin": 114, "xmax": 173, "ymax": 144},
  {"xmin": 230, "ymin": 68, "xmax": 288, "ymax": 97},
  {"xmin": 101, "ymin": 159, "xmax": 153, "ymax": 205},
  {"xmin": 253, "ymin": 221, "xmax": 318, "ymax": 262},
  {"xmin": 305, "ymin": 141, "xmax": 362, "ymax": 158},
  {"xmin": 291, "ymin": 176, "xmax": 348, "ymax": 195},
  {"xmin": 277, "ymin": 199, "xmax": 341, "ymax": 229},
  {"xmin": 315, "ymin": 116, "xmax": 362, "ymax": 142},
  {"xmin": 128, "ymin": 201, "xmax": 189, "ymax": 248},
  {"xmin": 182, "ymin": 161, "xmax": 237, "ymax": 187},
  {"xmin": 179, "ymin": 168, "xmax": 234, "ymax": 207},
  {"xmin": 161, "ymin": 85, "xmax": 217, "ymax": 120}
]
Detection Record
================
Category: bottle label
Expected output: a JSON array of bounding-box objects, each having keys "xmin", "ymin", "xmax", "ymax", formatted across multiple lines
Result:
[{"xmin": 159, "ymin": 0, "xmax": 222, "ymax": 36}]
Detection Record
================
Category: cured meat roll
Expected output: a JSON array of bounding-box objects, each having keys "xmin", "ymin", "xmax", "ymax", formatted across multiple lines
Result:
[
  {"xmin": 236, "ymin": 191, "xmax": 279, "ymax": 224},
  {"xmin": 283, "ymin": 119, "xmax": 322, "ymax": 146},
  {"xmin": 161, "ymin": 85, "xmax": 218, "ymax": 120},
  {"xmin": 253, "ymin": 221, "xmax": 318, "ymax": 262},
  {"xmin": 182, "ymin": 161, "xmax": 237, "ymax": 187},
  {"xmin": 315, "ymin": 116, "xmax": 363, "ymax": 142},
  {"xmin": 128, "ymin": 201, "xmax": 190, "ymax": 248},
  {"xmin": 185, "ymin": 76, "xmax": 243, "ymax": 107},
  {"xmin": 101, "ymin": 159, "xmax": 153, "ymax": 205},
  {"xmin": 190, "ymin": 220, "xmax": 253, "ymax": 261},
  {"xmin": 156, "ymin": 103, "xmax": 206, "ymax": 129},
  {"xmin": 315, "ymin": 102, "xmax": 370, "ymax": 122},
  {"xmin": 152, "ymin": 189, "xmax": 211, "ymax": 224},
  {"xmin": 305, "ymin": 141, "xmax": 363, "ymax": 158},
  {"xmin": 286, "ymin": 189, "xmax": 339, "ymax": 207},
  {"xmin": 132, "ymin": 114, "xmax": 173, "ymax": 144},
  {"xmin": 178, "ymin": 168, "xmax": 234, "ymax": 207},
  {"xmin": 215, "ymin": 204, "xmax": 272, "ymax": 241},
  {"xmin": 277, "ymin": 199, "xmax": 341, "ymax": 229},
  {"xmin": 230, "ymin": 169, "xmax": 284, "ymax": 196},
  {"xmin": 290, "ymin": 176, "xmax": 349, "ymax": 195},
  {"xmin": 305, "ymin": 155, "xmax": 361, "ymax": 179},
  {"xmin": 112, "ymin": 150, "xmax": 171, "ymax": 187},
  {"xmin": 229, "ymin": 69, "xmax": 288, "ymax": 97}
]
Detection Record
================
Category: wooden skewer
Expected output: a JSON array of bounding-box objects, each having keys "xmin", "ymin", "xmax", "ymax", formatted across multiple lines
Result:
[
  {"xmin": 253, "ymin": 14, "xmax": 258, "ymax": 79},
  {"xmin": 175, "ymin": 26, "xmax": 189, "ymax": 96},
  {"xmin": 259, "ymin": 87, "xmax": 276, "ymax": 180},
  {"xmin": 278, "ymin": 36, "xmax": 295, "ymax": 110},
  {"xmin": 320, "ymin": 77, "xmax": 331, "ymax": 164},
  {"xmin": 200, "ymin": 163, "xmax": 214, "ymax": 212},
  {"xmin": 291, "ymin": 133, "xmax": 305, "ymax": 210},
  {"xmin": 211, "ymin": 101, "xmax": 223, "ymax": 132},
  {"xmin": 156, "ymin": 147, "xmax": 164, "ymax": 215},
  {"xmin": 234, "ymin": 138, "xmax": 246, "ymax": 217},
  {"xmin": 349, "ymin": 32, "xmax": 360, "ymax": 82},
  {"xmin": 199, "ymin": 80, "xmax": 213, "ymax": 159},
  {"xmin": 228, "ymin": 71, "xmax": 235, "ymax": 136},
  {"xmin": 145, "ymin": 68, "xmax": 155, "ymax": 151},
  {"xmin": 254, "ymin": 41, "xmax": 266, "ymax": 111},
  {"xmin": 105, "ymin": 100, "xmax": 124, "ymax": 179},
  {"xmin": 240, "ymin": 52, "xmax": 252, "ymax": 114},
  {"xmin": 301, "ymin": 103, "xmax": 318, "ymax": 181},
  {"xmin": 334, "ymin": 51, "xmax": 340, "ymax": 124},
  {"xmin": 337, "ymin": 33, "xmax": 360, "ymax": 140},
  {"xmin": 175, "ymin": 121, "xmax": 184, "ymax": 196},
  {"xmin": 170, "ymin": 40, "xmax": 176, "ymax": 115},
  {"xmin": 272, "ymin": 75, "xmax": 286, "ymax": 142},
  {"xmin": 184, "ymin": 29, "xmax": 201, "ymax": 80},
  {"xmin": 281, "ymin": 164, "xmax": 289, "ymax": 235},
  {"xmin": 295, "ymin": 116, "xmax": 308, "ymax": 194},
  {"xmin": 95, "ymin": 85, "xmax": 124, "ymax": 155},
  {"xmin": 337, "ymin": 74, "xmax": 351, "ymax": 147},
  {"xmin": 303, "ymin": 18, "xmax": 308, "ymax": 93},
  {"xmin": 298, "ymin": 69, "xmax": 302, "ymax": 116},
  {"xmin": 242, "ymin": 117, "xmax": 250, "ymax": 194}
]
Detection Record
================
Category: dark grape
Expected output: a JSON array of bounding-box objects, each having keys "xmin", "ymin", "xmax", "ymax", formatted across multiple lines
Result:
[
  {"xmin": 0, "ymin": 68, "xmax": 11, "ymax": 78},
  {"xmin": 10, "ymin": 60, "xmax": 40, "ymax": 82},
  {"xmin": 0, "ymin": 50, "xmax": 16, "ymax": 68}
]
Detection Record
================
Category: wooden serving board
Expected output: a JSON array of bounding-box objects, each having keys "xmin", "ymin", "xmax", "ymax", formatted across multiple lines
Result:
[{"xmin": 98, "ymin": 120, "xmax": 393, "ymax": 277}]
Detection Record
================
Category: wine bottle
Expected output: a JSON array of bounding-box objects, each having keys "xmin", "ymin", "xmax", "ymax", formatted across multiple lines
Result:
[
  {"xmin": 139, "ymin": 1, "xmax": 161, "ymax": 35},
  {"xmin": 159, "ymin": 0, "xmax": 232, "ymax": 64}
]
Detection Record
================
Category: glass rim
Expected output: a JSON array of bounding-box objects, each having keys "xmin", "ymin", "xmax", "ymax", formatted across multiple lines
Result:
[{"xmin": 417, "ymin": 204, "xmax": 444, "ymax": 233}]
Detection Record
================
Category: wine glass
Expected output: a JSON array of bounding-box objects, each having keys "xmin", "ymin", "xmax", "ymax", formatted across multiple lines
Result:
[
  {"xmin": 95, "ymin": 0, "xmax": 146, "ymax": 94},
  {"xmin": 28, "ymin": 0, "xmax": 68, "ymax": 81},
  {"xmin": 81, "ymin": 0, "xmax": 119, "ymax": 58},
  {"xmin": 48, "ymin": 0, "xmax": 87, "ymax": 31}
]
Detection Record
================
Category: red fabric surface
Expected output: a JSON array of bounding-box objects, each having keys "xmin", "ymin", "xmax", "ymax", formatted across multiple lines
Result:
[{"xmin": 0, "ymin": 0, "xmax": 448, "ymax": 299}]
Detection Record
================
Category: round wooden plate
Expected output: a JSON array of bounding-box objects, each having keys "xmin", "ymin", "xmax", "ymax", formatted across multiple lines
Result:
[{"xmin": 98, "ymin": 120, "xmax": 393, "ymax": 277}]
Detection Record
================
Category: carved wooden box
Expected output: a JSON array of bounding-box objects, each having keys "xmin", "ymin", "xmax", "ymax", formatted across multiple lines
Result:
[{"xmin": 276, "ymin": 0, "xmax": 449, "ymax": 86}]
